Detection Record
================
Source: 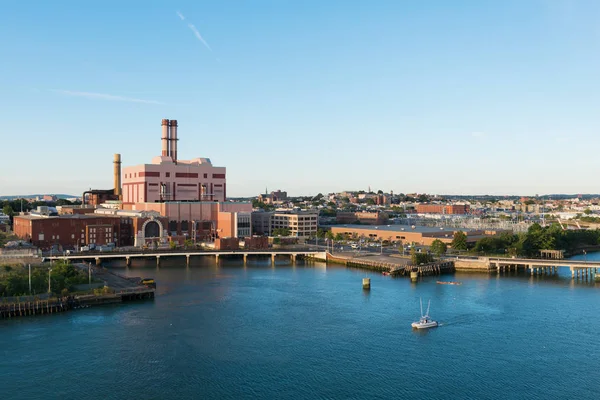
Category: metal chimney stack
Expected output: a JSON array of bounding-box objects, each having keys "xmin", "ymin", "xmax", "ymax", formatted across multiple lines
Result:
[
  {"xmin": 170, "ymin": 119, "xmax": 178, "ymax": 163},
  {"xmin": 161, "ymin": 119, "xmax": 170, "ymax": 157},
  {"xmin": 113, "ymin": 153, "xmax": 122, "ymax": 197}
]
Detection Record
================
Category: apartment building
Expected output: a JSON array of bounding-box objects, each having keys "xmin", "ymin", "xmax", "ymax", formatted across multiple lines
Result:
[{"xmin": 271, "ymin": 211, "xmax": 318, "ymax": 237}]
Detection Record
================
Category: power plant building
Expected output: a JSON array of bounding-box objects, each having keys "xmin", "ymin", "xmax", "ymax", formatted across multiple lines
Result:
[{"xmin": 122, "ymin": 119, "xmax": 227, "ymax": 204}]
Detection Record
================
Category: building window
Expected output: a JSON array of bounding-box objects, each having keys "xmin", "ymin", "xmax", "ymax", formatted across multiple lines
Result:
[
  {"xmin": 71, "ymin": 234, "xmax": 75, "ymax": 239},
  {"xmin": 166, "ymin": 172, "xmax": 170, "ymax": 177}
]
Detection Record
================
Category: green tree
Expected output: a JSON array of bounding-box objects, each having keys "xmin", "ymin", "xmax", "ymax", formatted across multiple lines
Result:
[
  {"xmin": 430, "ymin": 239, "xmax": 447, "ymax": 256},
  {"xmin": 184, "ymin": 239, "xmax": 194, "ymax": 249},
  {"xmin": 334, "ymin": 233, "xmax": 344, "ymax": 241},
  {"xmin": 2, "ymin": 204, "xmax": 14, "ymax": 220},
  {"xmin": 365, "ymin": 198, "xmax": 376, "ymax": 205},
  {"xmin": 410, "ymin": 248, "xmax": 434, "ymax": 265},
  {"xmin": 272, "ymin": 228, "xmax": 291, "ymax": 237},
  {"xmin": 325, "ymin": 231, "xmax": 334, "ymax": 240},
  {"xmin": 451, "ymin": 231, "xmax": 468, "ymax": 250},
  {"xmin": 584, "ymin": 208, "xmax": 592, "ymax": 215},
  {"xmin": 169, "ymin": 240, "xmax": 177, "ymax": 250},
  {"xmin": 316, "ymin": 229, "xmax": 325, "ymax": 239}
]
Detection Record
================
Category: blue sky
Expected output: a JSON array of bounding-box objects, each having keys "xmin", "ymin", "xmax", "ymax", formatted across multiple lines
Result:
[{"xmin": 1, "ymin": 0, "xmax": 600, "ymax": 197}]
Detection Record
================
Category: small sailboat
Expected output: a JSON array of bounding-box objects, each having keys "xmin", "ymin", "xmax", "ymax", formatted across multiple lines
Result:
[{"xmin": 411, "ymin": 298, "xmax": 438, "ymax": 329}]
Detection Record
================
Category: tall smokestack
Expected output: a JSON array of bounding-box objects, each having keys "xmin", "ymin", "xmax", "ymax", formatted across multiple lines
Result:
[
  {"xmin": 113, "ymin": 153, "xmax": 122, "ymax": 197},
  {"xmin": 170, "ymin": 119, "xmax": 178, "ymax": 163},
  {"xmin": 161, "ymin": 119, "xmax": 170, "ymax": 157}
]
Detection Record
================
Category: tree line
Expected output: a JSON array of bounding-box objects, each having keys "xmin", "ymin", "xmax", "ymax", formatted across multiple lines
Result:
[
  {"xmin": 448, "ymin": 223, "xmax": 600, "ymax": 257},
  {"xmin": 0, "ymin": 260, "xmax": 90, "ymax": 297}
]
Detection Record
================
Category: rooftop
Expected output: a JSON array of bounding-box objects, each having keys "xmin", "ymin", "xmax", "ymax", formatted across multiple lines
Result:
[{"xmin": 331, "ymin": 224, "xmax": 475, "ymax": 234}]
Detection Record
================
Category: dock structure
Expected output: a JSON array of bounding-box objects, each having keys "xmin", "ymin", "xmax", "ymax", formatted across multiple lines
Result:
[
  {"xmin": 0, "ymin": 264, "xmax": 154, "ymax": 320},
  {"xmin": 322, "ymin": 253, "xmax": 455, "ymax": 277},
  {"xmin": 453, "ymin": 256, "xmax": 600, "ymax": 281},
  {"xmin": 46, "ymin": 250, "xmax": 325, "ymax": 267}
]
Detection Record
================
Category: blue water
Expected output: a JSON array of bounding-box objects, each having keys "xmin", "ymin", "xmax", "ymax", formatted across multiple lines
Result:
[{"xmin": 2, "ymin": 255, "xmax": 600, "ymax": 399}]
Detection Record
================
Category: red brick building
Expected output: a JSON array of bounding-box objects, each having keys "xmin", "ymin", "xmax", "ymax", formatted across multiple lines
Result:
[
  {"xmin": 214, "ymin": 237, "xmax": 239, "ymax": 250},
  {"xmin": 13, "ymin": 214, "xmax": 133, "ymax": 250},
  {"xmin": 415, "ymin": 204, "xmax": 470, "ymax": 215},
  {"xmin": 336, "ymin": 211, "xmax": 389, "ymax": 225},
  {"xmin": 244, "ymin": 236, "xmax": 269, "ymax": 250}
]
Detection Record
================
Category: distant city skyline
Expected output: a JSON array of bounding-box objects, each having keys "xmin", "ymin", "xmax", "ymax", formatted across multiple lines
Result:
[{"xmin": 2, "ymin": 1, "xmax": 600, "ymax": 197}]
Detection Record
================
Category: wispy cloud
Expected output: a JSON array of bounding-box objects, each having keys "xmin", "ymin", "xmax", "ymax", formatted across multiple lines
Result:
[
  {"xmin": 471, "ymin": 132, "xmax": 487, "ymax": 139},
  {"xmin": 54, "ymin": 90, "xmax": 165, "ymax": 105},
  {"xmin": 177, "ymin": 11, "xmax": 212, "ymax": 52}
]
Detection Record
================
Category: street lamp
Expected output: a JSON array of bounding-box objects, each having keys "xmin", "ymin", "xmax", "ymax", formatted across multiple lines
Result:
[{"xmin": 48, "ymin": 268, "xmax": 52, "ymax": 294}]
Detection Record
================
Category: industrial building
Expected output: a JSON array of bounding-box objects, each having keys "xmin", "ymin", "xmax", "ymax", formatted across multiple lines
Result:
[
  {"xmin": 13, "ymin": 118, "xmax": 255, "ymax": 249},
  {"xmin": 13, "ymin": 213, "xmax": 134, "ymax": 250},
  {"xmin": 415, "ymin": 204, "xmax": 470, "ymax": 215},
  {"xmin": 121, "ymin": 119, "xmax": 227, "ymax": 204},
  {"xmin": 329, "ymin": 224, "xmax": 502, "ymax": 246}
]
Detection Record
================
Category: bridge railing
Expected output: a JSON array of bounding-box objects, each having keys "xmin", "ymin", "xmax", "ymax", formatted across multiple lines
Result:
[{"xmin": 45, "ymin": 247, "xmax": 322, "ymax": 258}]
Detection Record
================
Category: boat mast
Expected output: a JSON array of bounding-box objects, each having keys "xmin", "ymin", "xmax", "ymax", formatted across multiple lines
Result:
[{"xmin": 425, "ymin": 299, "xmax": 431, "ymax": 317}]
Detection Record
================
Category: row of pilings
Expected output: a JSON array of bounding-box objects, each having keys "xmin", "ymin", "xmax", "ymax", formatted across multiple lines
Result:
[
  {"xmin": 320, "ymin": 254, "xmax": 455, "ymax": 277},
  {"xmin": 0, "ymin": 297, "xmax": 75, "ymax": 319},
  {"xmin": 391, "ymin": 261, "xmax": 455, "ymax": 277}
]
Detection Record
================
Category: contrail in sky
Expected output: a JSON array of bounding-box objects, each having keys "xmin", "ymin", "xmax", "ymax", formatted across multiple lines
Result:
[
  {"xmin": 177, "ymin": 11, "xmax": 213, "ymax": 52},
  {"xmin": 54, "ymin": 90, "xmax": 165, "ymax": 105}
]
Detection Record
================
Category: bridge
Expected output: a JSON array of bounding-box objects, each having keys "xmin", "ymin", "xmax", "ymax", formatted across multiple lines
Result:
[
  {"xmin": 45, "ymin": 249, "xmax": 328, "ymax": 267},
  {"xmin": 452, "ymin": 255, "xmax": 600, "ymax": 280}
]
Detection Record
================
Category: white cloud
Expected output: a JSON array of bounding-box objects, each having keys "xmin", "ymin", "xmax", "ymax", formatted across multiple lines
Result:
[
  {"xmin": 176, "ymin": 11, "xmax": 185, "ymax": 21},
  {"xmin": 54, "ymin": 90, "xmax": 165, "ymax": 105}
]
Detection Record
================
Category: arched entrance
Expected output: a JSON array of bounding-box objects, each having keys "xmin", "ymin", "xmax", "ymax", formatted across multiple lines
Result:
[
  {"xmin": 139, "ymin": 218, "xmax": 164, "ymax": 246},
  {"xmin": 144, "ymin": 221, "xmax": 161, "ymax": 238}
]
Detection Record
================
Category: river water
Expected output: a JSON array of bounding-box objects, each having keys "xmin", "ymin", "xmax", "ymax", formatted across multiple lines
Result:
[{"xmin": 2, "ymin": 254, "xmax": 600, "ymax": 400}]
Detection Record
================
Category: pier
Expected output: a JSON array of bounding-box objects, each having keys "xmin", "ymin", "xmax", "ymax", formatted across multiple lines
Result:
[
  {"xmin": 452, "ymin": 256, "xmax": 600, "ymax": 281},
  {"xmin": 0, "ymin": 264, "xmax": 154, "ymax": 320},
  {"xmin": 320, "ymin": 252, "xmax": 455, "ymax": 277}
]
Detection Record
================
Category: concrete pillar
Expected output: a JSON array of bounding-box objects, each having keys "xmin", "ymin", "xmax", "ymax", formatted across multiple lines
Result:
[
  {"xmin": 362, "ymin": 278, "xmax": 371, "ymax": 290},
  {"xmin": 243, "ymin": 254, "xmax": 248, "ymax": 265},
  {"xmin": 215, "ymin": 254, "xmax": 219, "ymax": 263},
  {"xmin": 156, "ymin": 256, "xmax": 160, "ymax": 267},
  {"xmin": 95, "ymin": 257, "xmax": 101, "ymax": 266},
  {"xmin": 186, "ymin": 254, "xmax": 190, "ymax": 266},
  {"xmin": 530, "ymin": 265, "xmax": 534, "ymax": 276},
  {"xmin": 291, "ymin": 254, "xmax": 297, "ymax": 264},
  {"xmin": 571, "ymin": 267, "xmax": 574, "ymax": 279},
  {"xmin": 126, "ymin": 257, "xmax": 131, "ymax": 267},
  {"xmin": 271, "ymin": 254, "xmax": 276, "ymax": 265}
]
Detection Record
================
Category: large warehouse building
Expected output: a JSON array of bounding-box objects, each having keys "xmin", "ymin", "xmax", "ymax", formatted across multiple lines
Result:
[{"xmin": 329, "ymin": 224, "xmax": 502, "ymax": 246}]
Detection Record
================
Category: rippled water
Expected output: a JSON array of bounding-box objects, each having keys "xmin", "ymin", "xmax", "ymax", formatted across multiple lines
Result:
[{"xmin": 2, "ymin": 256, "xmax": 600, "ymax": 399}]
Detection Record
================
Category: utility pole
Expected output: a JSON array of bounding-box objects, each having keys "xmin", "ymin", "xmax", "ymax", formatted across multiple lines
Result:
[{"xmin": 48, "ymin": 268, "xmax": 52, "ymax": 294}]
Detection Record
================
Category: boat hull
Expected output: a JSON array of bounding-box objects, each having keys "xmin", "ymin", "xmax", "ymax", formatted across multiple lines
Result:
[{"xmin": 411, "ymin": 321, "xmax": 438, "ymax": 329}]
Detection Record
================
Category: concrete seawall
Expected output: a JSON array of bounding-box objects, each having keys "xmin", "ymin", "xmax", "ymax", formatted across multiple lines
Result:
[{"xmin": 454, "ymin": 258, "xmax": 492, "ymax": 272}]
